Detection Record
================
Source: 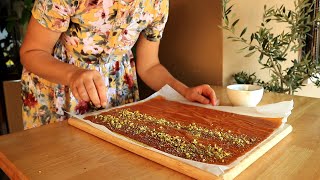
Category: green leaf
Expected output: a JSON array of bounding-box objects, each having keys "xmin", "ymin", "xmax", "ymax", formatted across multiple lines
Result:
[
  {"xmin": 240, "ymin": 46, "xmax": 248, "ymax": 50},
  {"xmin": 225, "ymin": 5, "xmax": 234, "ymax": 16},
  {"xmin": 259, "ymin": 53, "xmax": 264, "ymax": 61},
  {"xmin": 273, "ymin": 37, "xmax": 278, "ymax": 46},
  {"xmin": 262, "ymin": 39, "xmax": 268, "ymax": 48},
  {"xmin": 275, "ymin": 57, "xmax": 287, "ymax": 61},
  {"xmin": 288, "ymin": 11, "xmax": 291, "ymax": 18},
  {"xmin": 249, "ymin": 46, "xmax": 255, "ymax": 50},
  {"xmin": 244, "ymin": 51, "xmax": 256, "ymax": 57},
  {"xmin": 280, "ymin": 5, "xmax": 284, "ymax": 10},
  {"xmin": 240, "ymin": 27, "xmax": 247, "ymax": 37},
  {"xmin": 250, "ymin": 33, "xmax": 254, "ymax": 43},
  {"xmin": 224, "ymin": 19, "xmax": 229, "ymax": 26},
  {"xmin": 232, "ymin": 19, "xmax": 240, "ymax": 27}
]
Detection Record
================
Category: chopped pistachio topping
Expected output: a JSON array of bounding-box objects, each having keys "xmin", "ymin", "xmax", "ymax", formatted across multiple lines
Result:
[
  {"xmin": 91, "ymin": 108, "xmax": 263, "ymax": 163},
  {"xmin": 113, "ymin": 109, "xmax": 256, "ymax": 147},
  {"xmin": 93, "ymin": 109, "xmax": 234, "ymax": 162}
]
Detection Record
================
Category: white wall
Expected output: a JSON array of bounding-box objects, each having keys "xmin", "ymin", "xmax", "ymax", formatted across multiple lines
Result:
[
  {"xmin": 223, "ymin": 0, "xmax": 320, "ymax": 98},
  {"xmin": 295, "ymin": 83, "xmax": 320, "ymax": 98}
]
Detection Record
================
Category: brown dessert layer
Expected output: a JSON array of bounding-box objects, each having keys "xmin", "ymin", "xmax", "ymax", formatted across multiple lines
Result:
[{"xmin": 84, "ymin": 96, "xmax": 282, "ymax": 165}]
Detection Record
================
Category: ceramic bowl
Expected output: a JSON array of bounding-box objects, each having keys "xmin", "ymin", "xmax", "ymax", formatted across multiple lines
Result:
[{"xmin": 226, "ymin": 84, "xmax": 264, "ymax": 107}]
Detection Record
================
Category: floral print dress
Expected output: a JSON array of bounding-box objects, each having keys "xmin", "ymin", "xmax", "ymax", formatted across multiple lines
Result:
[{"xmin": 21, "ymin": 0, "xmax": 169, "ymax": 129}]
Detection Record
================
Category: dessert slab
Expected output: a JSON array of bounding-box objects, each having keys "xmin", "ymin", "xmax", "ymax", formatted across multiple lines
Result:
[
  {"xmin": 68, "ymin": 118, "xmax": 292, "ymax": 179},
  {"xmin": 68, "ymin": 87, "xmax": 293, "ymax": 180}
]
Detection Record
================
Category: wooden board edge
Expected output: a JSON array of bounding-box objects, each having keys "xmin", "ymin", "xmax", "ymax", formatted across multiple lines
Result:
[
  {"xmin": 0, "ymin": 151, "xmax": 28, "ymax": 180},
  {"xmin": 222, "ymin": 125, "xmax": 293, "ymax": 180},
  {"xmin": 68, "ymin": 118, "xmax": 220, "ymax": 180}
]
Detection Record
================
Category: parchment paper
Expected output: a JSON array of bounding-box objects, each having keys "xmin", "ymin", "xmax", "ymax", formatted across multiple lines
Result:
[{"xmin": 69, "ymin": 84, "xmax": 294, "ymax": 176}]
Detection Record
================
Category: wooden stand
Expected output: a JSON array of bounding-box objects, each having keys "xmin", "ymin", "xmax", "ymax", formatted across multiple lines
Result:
[{"xmin": 68, "ymin": 118, "xmax": 292, "ymax": 180}]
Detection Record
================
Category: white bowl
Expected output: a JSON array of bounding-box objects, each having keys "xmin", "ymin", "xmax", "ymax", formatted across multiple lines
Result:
[{"xmin": 226, "ymin": 84, "xmax": 264, "ymax": 107}]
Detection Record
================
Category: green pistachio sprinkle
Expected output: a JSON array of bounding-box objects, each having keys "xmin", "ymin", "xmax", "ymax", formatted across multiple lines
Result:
[{"xmin": 92, "ymin": 109, "xmax": 261, "ymax": 162}]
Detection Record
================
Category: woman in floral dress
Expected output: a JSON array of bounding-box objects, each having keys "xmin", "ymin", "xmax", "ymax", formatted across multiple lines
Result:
[{"xmin": 20, "ymin": 0, "xmax": 217, "ymax": 129}]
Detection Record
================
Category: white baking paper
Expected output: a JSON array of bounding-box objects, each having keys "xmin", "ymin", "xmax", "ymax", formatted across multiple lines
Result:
[{"xmin": 69, "ymin": 84, "xmax": 294, "ymax": 177}]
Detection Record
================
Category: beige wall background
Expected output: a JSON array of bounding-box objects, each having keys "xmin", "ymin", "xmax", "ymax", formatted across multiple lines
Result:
[
  {"xmin": 139, "ymin": 0, "xmax": 223, "ymax": 99},
  {"xmin": 223, "ymin": 0, "xmax": 320, "ymax": 98}
]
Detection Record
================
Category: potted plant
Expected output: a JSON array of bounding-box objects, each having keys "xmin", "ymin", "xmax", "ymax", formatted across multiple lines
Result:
[{"xmin": 222, "ymin": 0, "xmax": 320, "ymax": 95}]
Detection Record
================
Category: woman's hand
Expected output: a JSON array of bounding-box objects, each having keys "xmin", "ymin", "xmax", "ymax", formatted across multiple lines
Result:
[
  {"xmin": 135, "ymin": 35, "xmax": 218, "ymax": 106},
  {"xmin": 184, "ymin": 84, "xmax": 218, "ymax": 106},
  {"xmin": 68, "ymin": 69, "xmax": 107, "ymax": 108}
]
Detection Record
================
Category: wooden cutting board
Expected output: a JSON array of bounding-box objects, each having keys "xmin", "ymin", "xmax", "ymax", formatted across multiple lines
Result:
[{"xmin": 68, "ymin": 118, "xmax": 292, "ymax": 180}]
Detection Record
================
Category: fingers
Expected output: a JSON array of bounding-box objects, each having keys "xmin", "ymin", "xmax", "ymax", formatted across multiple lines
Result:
[
  {"xmin": 77, "ymin": 83, "xmax": 90, "ymax": 102},
  {"xmin": 84, "ymin": 79, "xmax": 101, "ymax": 107},
  {"xmin": 69, "ymin": 69, "xmax": 107, "ymax": 108},
  {"xmin": 69, "ymin": 80, "xmax": 90, "ymax": 102},
  {"xmin": 199, "ymin": 84, "xmax": 217, "ymax": 106},
  {"xmin": 93, "ymin": 75, "xmax": 107, "ymax": 107},
  {"xmin": 185, "ymin": 84, "xmax": 218, "ymax": 106},
  {"xmin": 70, "ymin": 83, "xmax": 81, "ymax": 101},
  {"xmin": 193, "ymin": 93, "xmax": 210, "ymax": 104}
]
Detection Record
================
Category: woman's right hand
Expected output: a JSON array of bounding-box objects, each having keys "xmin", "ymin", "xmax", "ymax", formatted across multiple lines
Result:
[{"xmin": 68, "ymin": 68, "xmax": 107, "ymax": 108}]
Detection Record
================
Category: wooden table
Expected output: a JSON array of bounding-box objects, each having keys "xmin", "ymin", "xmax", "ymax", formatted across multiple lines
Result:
[{"xmin": 0, "ymin": 86, "xmax": 319, "ymax": 180}]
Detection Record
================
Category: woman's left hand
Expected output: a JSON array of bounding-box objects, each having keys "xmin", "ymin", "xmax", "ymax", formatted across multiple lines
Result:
[{"xmin": 184, "ymin": 84, "xmax": 218, "ymax": 106}]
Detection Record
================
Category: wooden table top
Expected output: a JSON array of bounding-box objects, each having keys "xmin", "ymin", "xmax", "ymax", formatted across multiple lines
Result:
[{"xmin": 0, "ymin": 86, "xmax": 319, "ymax": 180}]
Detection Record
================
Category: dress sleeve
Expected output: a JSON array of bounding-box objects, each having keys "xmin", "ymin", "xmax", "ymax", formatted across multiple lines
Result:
[
  {"xmin": 32, "ymin": 0, "xmax": 75, "ymax": 32},
  {"xmin": 142, "ymin": 0, "xmax": 169, "ymax": 42}
]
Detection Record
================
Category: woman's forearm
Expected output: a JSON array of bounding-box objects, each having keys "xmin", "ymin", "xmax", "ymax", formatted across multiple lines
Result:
[
  {"xmin": 21, "ymin": 49, "xmax": 107, "ymax": 107},
  {"xmin": 20, "ymin": 17, "xmax": 81, "ymax": 86},
  {"xmin": 138, "ymin": 63, "xmax": 189, "ymax": 97},
  {"xmin": 136, "ymin": 34, "xmax": 217, "ymax": 105},
  {"xmin": 20, "ymin": 50, "xmax": 79, "ymax": 86}
]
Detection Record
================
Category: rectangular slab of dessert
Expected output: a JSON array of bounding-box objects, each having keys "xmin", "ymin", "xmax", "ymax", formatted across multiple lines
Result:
[{"xmin": 68, "ymin": 96, "xmax": 292, "ymax": 179}]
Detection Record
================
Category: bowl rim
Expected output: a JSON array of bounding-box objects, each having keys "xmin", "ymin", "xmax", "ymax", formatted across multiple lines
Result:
[{"xmin": 227, "ymin": 84, "xmax": 264, "ymax": 92}]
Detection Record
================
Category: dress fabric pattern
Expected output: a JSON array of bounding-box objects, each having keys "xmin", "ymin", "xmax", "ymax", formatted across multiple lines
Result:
[{"xmin": 21, "ymin": 0, "xmax": 169, "ymax": 129}]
